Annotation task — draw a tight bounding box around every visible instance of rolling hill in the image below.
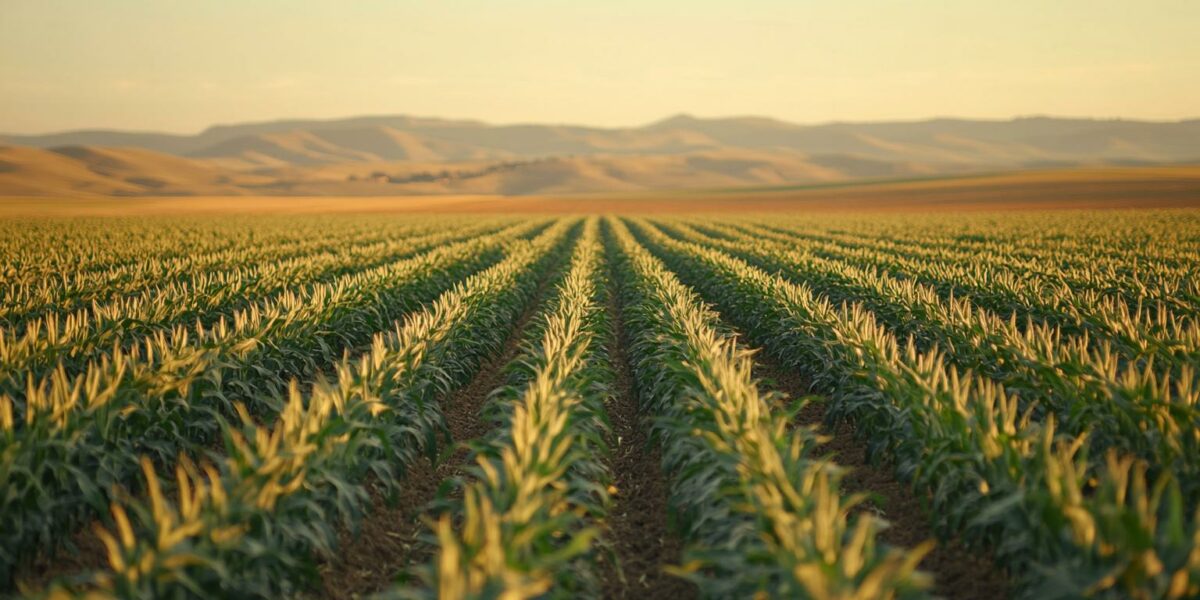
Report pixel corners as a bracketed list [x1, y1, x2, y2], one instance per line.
[0, 145, 271, 196]
[2, 114, 1198, 196]
[0, 144, 949, 197]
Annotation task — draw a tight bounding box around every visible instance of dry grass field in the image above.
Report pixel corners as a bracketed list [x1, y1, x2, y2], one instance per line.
[1, 165, 1198, 216]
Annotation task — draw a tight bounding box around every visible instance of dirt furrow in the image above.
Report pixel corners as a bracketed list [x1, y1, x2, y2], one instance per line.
[598, 251, 697, 600]
[748, 347, 1010, 600]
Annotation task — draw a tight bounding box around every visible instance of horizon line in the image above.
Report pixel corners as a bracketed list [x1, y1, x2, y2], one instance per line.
[4, 111, 1200, 139]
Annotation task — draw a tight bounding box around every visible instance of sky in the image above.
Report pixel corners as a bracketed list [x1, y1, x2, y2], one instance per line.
[2, 0, 1199, 134]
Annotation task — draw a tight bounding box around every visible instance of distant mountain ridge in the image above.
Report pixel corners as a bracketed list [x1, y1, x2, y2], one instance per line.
[2, 114, 1198, 196]
[5, 114, 1200, 169]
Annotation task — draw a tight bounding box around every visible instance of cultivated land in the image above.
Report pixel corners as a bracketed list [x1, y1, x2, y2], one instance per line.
[2, 166, 1200, 216]
[2, 179, 1200, 599]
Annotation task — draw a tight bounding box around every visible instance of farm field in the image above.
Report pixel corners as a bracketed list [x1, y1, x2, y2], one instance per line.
[2, 166, 1200, 217]
[1, 209, 1199, 600]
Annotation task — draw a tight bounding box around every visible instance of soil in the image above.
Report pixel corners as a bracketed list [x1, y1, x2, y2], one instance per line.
[749, 349, 1011, 600]
[312, 461, 440, 599]
[597, 261, 697, 600]
[11, 526, 108, 594]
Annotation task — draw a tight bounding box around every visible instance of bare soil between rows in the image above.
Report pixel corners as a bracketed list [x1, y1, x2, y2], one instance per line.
[13, 527, 108, 594]
[597, 259, 697, 600]
[749, 349, 1010, 600]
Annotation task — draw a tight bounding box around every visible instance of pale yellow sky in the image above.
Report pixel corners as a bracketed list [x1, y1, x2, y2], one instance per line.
[2, 0, 1198, 134]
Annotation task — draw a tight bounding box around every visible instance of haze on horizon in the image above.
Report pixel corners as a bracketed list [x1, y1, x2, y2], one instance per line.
[2, 0, 1199, 135]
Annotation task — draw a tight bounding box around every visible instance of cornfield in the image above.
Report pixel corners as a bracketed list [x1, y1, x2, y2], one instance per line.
[1, 211, 1198, 599]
